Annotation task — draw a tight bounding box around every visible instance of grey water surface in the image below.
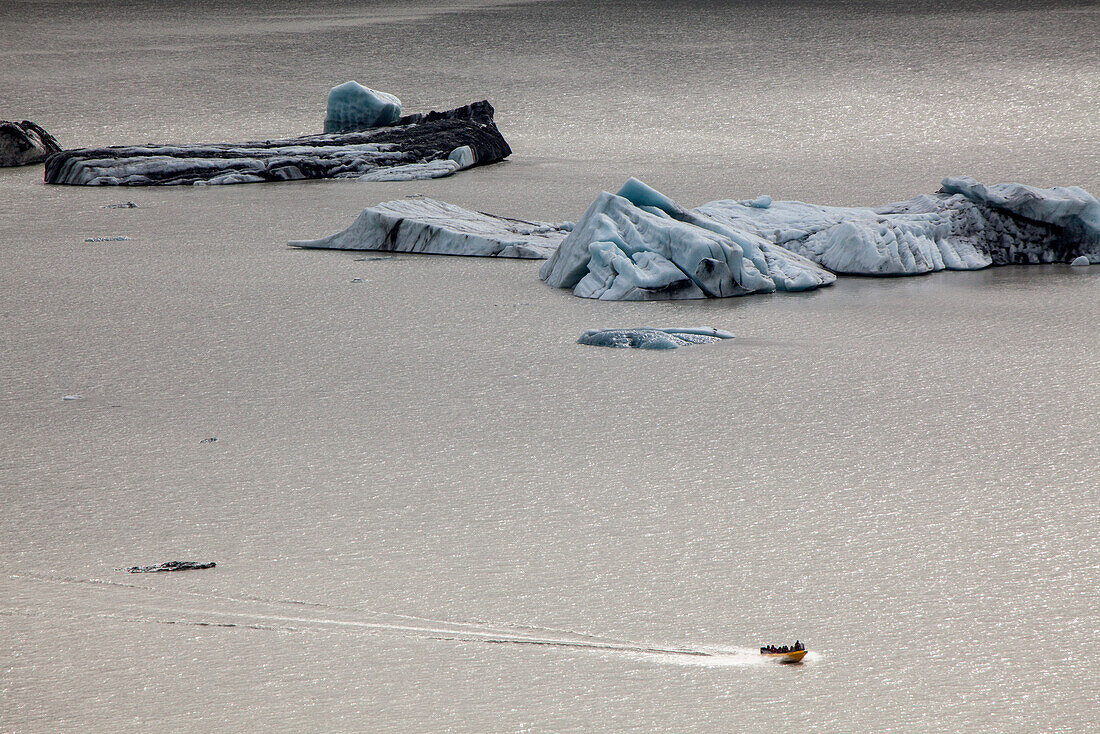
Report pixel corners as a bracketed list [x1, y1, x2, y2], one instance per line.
[1, 1, 1097, 732]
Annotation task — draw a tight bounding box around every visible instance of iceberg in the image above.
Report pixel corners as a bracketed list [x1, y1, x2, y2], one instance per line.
[1070, 255, 1091, 267]
[44, 101, 511, 186]
[695, 176, 1100, 274]
[289, 197, 573, 259]
[323, 81, 401, 133]
[577, 327, 734, 349]
[540, 177, 1100, 298]
[1, 119, 61, 166]
[539, 178, 836, 300]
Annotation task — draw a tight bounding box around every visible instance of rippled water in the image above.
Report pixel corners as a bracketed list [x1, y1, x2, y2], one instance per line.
[2, 1, 1098, 732]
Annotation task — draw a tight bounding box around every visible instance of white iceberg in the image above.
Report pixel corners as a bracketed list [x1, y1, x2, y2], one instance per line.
[289, 198, 573, 259]
[577, 327, 734, 349]
[323, 81, 401, 133]
[696, 176, 1100, 275]
[539, 178, 836, 300]
[1070, 255, 1091, 266]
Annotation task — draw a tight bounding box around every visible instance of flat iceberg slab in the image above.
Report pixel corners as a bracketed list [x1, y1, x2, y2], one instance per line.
[44, 101, 510, 186]
[577, 327, 734, 349]
[540, 178, 836, 300]
[290, 198, 573, 259]
[324, 81, 401, 133]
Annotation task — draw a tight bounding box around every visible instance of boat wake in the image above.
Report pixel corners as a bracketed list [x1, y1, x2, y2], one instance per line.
[7, 571, 807, 667]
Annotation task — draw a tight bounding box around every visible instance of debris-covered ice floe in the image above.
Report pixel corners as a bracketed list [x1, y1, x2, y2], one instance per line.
[540, 178, 836, 300]
[0, 119, 61, 166]
[44, 101, 510, 186]
[578, 327, 734, 349]
[290, 197, 574, 259]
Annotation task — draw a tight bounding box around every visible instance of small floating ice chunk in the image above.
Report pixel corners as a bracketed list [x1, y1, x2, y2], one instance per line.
[748, 195, 772, 208]
[1070, 255, 1090, 266]
[578, 327, 734, 349]
[102, 201, 137, 209]
[323, 81, 401, 133]
[84, 236, 131, 242]
[62, 394, 85, 401]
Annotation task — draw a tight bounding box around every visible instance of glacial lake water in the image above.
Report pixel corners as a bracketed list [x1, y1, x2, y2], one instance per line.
[2, 1, 1097, 731]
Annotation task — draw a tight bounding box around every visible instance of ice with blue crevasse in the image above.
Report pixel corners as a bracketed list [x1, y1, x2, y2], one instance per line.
[323, 81, 402, 133]
[577, 327, 735, 349]
[540, 178, 836, 300]
[540, 176, 1100, 299]
[289, 197, 573, 258]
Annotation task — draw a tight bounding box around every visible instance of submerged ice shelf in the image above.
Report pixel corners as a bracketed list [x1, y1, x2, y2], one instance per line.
[44, 101, 510, 186]
[290, 176, 1100, 301]
[290, 198, 573, 258]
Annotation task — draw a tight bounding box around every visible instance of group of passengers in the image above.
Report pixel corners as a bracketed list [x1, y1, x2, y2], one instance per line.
[760, 641, 804, 654]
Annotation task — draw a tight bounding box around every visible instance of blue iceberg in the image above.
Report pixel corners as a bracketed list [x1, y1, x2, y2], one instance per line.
[323, 81, 402, 133]
[539, 178, 836, 300]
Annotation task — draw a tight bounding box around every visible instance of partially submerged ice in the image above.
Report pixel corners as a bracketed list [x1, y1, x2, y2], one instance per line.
[290, 197, 573, 258]
[1, 119, 61, 166]
[577, 327, 734, 349]
[540, 176, 1100, 299]
[323, 81, 401, 133]
[540, 178, 836, 300]
[694, 176, 1100, 275]
[44, 101, 510, 186]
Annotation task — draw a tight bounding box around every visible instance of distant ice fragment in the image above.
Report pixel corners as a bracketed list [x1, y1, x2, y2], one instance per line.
[1070, 255, 1090, 266]
[290, 198, 572, 259]
[61, 394, 85, 401]
[577, 327, 735, 349]
[126, 561, 216, 573]
[323, 81, 401, 133]
[84, 236, 131, 242]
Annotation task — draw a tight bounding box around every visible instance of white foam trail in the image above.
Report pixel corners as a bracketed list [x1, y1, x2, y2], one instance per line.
[9, 571, 816, 667]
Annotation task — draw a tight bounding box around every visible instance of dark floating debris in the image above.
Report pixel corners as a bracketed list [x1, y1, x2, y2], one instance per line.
[103, 201, 138, 209]
[84, 236, 131, 242]
[126, 561, 216, 573]
[199, 437, 218, 444]
[0, 119, 61, 167]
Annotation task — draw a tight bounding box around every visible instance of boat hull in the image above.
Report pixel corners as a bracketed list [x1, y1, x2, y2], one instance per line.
[762, 650, 807, 664]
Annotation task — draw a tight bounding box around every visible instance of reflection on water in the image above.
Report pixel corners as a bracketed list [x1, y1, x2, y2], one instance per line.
[1, 1, 1098, 732]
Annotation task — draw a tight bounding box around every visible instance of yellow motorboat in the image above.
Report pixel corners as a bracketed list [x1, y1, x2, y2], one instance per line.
[761, 649, 807, 664]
